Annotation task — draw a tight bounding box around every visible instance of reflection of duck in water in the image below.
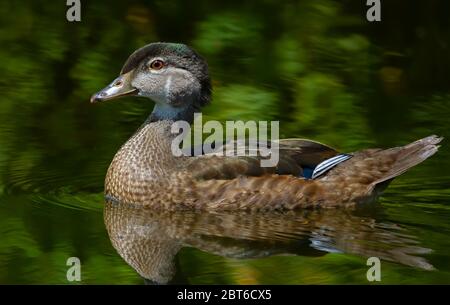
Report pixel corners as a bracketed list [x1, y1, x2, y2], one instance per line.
[104, 200, 434, 284]
[91, 42, 441, 210]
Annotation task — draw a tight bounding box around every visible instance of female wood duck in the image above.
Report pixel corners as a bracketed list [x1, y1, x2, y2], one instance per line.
[91, 42, 442, 211]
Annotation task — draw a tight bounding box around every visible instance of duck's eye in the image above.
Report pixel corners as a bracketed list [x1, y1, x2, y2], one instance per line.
[149, 59, 164, 70]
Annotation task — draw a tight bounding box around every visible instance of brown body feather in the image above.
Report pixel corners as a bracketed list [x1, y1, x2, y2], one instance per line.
[104, 120, 442, 211]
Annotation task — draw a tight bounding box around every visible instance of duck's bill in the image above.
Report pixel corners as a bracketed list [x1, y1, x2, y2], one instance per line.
[90, 71, 138, 103]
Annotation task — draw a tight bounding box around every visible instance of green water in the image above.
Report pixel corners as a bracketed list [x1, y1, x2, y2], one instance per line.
[0, 0, 449, 284]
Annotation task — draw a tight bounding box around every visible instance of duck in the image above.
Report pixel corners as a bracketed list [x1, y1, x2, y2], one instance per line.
[91, 42, 442, 211]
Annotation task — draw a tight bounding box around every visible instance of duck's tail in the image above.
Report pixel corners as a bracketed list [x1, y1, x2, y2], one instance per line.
[320, 135, 442, 204]
[369, 135, 442, 189]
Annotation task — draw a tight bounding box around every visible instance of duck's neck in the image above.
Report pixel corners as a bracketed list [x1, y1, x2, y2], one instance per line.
[148, 103, 197, 124]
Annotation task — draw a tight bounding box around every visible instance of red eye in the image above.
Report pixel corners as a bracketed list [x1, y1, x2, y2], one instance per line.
[150, 59, 164, 70]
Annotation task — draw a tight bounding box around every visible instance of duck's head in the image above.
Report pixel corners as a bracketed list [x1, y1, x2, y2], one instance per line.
[90, 42, 211, 123]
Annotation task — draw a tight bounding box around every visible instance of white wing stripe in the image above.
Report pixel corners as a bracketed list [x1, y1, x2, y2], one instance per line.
[315, 156, 348, 172]
[312, 154, 352, 179]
